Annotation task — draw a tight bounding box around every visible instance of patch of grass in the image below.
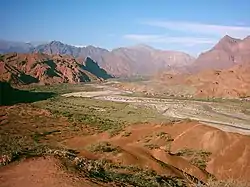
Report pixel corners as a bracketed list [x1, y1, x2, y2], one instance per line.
[21, 83, 102, 95]
[191, 159, 208, 171]
[122, 131, 132, 137]
[0, 54, 4, 61]
[141, 134, 153, 143]
[155, 131, 168, 137]
[155, 131, 174, 142]
[203, 179, 250, 187]
[175, 148, 212, 170]
[63, 155, 186, 187]
[0, 133, 51, 166]
[32, 129, 61, 142]
[34, 96, 167, 134]
[144, 144, 160, 150]
[0, 105, 88, 166]
[111, 76, 150, 83]
[164, 143, 172, 153]
[0, 104, 192, 187]
[87, 142, 121, 153]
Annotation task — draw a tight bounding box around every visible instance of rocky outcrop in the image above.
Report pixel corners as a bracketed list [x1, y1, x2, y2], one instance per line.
[0, 53, 112, 85]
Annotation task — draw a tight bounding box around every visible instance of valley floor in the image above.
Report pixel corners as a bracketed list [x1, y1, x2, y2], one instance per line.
[62, 83, 250, 135]
[1, 81, 250, 186]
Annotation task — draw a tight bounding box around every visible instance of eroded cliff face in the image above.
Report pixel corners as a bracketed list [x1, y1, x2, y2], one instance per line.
[0, 53, 112, 85]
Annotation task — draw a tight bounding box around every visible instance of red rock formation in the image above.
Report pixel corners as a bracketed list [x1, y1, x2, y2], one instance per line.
[0, 53, 111, 85]
[192, 35, 250, 72]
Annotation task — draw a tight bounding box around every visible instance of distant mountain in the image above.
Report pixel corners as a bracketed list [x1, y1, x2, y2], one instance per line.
[192, 35, 250, 71]
[155, 61, 250, 98]
[0, 53, 112, 85]
[33, 41, 80, 56]
[109, 45, 195, 75]
[0, 40, 195, 76]
[33, 41, 110, 69]
[153, 35, 250, 98]
[4, 35, 250, 77]
[190, 62, 250, 98]
[34, 41, 195, 76]
[0, 40, 34, 53]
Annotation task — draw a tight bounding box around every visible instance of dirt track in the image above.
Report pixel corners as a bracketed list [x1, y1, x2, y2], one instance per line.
[62, 84, 250, 135]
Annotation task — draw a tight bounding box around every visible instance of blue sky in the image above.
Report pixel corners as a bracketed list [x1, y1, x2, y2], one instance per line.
[2, 0, 250, 55]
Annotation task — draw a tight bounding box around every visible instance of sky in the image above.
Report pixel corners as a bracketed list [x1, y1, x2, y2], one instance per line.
[2, 0, 250, 55]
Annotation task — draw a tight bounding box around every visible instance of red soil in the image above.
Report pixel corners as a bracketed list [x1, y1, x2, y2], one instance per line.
[0, 157, 95, 187]
[65, 122, 250, 182]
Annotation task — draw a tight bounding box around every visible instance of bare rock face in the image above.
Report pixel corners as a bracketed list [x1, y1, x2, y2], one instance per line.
[0, 53, 112, 85]
[187, 62, 250, 98]
[106, 45, 195, 76]
[156, 61, 250, 98]
[191, 35, 250, 72]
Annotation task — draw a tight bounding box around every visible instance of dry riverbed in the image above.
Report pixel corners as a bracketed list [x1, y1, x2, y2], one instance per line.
[62, 84, 250, 135]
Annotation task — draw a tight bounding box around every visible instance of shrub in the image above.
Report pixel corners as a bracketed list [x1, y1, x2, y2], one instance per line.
[122, 131, 132, 137]
[203, 179, 250, 187]
[144, 144, 160, 150]
[87, 142, 120, 153]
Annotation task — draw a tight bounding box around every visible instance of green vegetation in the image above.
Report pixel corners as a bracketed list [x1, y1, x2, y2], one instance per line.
[122, 131, 132, 137]
[0, 104, 88, 166]
[22, 83, 102, 95]
[0, 112, 186, 186]
[175, 148, 212, 170]
[2, 83, 249, 187]
[156, 131, 174, 142]
[0, 54, 4, 61]
[62, 156, 186, 187]
[202, 179, 250, 187]
[0, 131, 52, 166]
[111, 75, 150, 82]
[87, 142, 120, 153]
[32, 129, 61, 142]
[144, 144, 160, 150]
[34, 96, 167, 135]
[141, 134, 153, 143]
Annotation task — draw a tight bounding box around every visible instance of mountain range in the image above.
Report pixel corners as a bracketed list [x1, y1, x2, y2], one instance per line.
[0, 35, 250, 83]
[0, 40, 195, 76]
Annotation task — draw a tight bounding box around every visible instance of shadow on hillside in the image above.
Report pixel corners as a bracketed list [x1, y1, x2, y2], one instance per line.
[0, 81, 55, 106]
[84, 57, 113, 79]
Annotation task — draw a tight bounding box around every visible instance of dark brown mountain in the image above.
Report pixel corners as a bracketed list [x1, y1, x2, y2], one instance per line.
[0, 53, 111, 85]
[192, 35, 250, 72]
